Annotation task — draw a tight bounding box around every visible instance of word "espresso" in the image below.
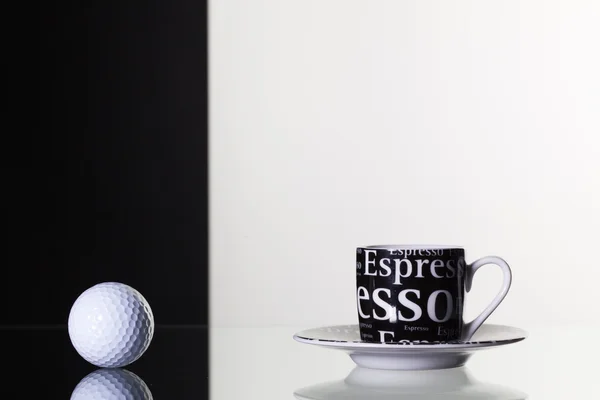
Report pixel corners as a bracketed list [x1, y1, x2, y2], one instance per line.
[361, 250, 465, 284]
[357, 250, 466, 323]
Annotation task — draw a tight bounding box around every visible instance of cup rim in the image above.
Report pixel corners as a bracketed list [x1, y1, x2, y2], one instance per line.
[360, 244, 464, 250]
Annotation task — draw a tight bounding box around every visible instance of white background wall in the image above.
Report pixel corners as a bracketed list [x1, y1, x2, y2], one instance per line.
[209, 1, 600, 328]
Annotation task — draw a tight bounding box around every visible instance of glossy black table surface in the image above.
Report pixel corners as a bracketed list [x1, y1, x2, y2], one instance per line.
[3, 326, 208, 398]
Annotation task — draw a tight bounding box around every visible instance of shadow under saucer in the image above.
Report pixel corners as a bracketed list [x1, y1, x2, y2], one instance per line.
[294, 366, 527, 400]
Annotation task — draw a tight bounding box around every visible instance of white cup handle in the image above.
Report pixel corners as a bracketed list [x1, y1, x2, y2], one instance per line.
[461, 256, 512, 341]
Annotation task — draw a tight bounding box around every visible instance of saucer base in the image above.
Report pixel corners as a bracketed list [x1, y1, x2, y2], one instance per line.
[350, 351, 470, 370]
[293, 323, 527, 371]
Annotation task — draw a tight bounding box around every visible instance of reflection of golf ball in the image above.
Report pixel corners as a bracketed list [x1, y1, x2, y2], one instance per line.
[68, 282, 154, 368]
[71, 368, 153, 400]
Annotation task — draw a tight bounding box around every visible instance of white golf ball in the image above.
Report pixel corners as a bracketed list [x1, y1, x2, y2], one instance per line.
[68, 282, 155, 368]
[71, 368, 153, 400]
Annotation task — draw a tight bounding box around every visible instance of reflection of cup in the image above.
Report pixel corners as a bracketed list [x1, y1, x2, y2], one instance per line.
[356, 245, 512, 343]
[70, 368, 153, 400]
[294, 366, 527, 399]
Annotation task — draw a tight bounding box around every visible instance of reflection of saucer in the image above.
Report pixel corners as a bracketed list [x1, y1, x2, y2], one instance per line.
[293, 324, 527, 370]
[294, 366, 527, 399]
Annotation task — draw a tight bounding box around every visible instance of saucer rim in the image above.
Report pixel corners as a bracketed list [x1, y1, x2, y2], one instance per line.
[293, 323, 528, 351]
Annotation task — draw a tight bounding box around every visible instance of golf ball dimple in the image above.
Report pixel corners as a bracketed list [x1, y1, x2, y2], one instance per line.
[68, 282, 154, 368]
[70, 368, 153, 400]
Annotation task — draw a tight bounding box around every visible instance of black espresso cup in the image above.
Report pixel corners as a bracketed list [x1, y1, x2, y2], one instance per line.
[356, 245, 511, 343]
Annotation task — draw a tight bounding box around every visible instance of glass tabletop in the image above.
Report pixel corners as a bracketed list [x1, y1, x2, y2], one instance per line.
[211, 323, 598, 399]
[5, 323, 597, 398]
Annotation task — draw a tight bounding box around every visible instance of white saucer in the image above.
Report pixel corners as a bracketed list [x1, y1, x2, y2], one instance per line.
[293, 324, 527, 370]
[294, 366, 528, 399]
